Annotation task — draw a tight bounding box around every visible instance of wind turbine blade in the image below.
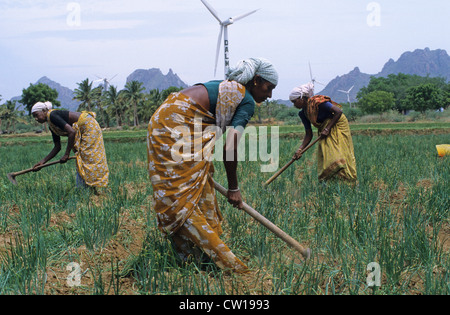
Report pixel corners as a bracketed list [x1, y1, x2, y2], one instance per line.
[200, 0, 222, 23]
[109, 74, 118, 81]
[232, 9, 259, 22]
[214, 26, 224, 76]
[309, 62, 313, 80]
[338, 90, 347, 93]
[348, 85, 355, 92]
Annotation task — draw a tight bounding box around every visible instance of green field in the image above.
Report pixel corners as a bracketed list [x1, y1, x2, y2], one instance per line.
[0, 123, 448, 295]
[1, 121, 449, 145]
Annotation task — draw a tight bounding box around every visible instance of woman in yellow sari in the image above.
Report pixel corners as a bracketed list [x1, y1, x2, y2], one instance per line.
[31, 101, 109, 190]
[147, 58, 278, 272]
[290, 83, 357, 182]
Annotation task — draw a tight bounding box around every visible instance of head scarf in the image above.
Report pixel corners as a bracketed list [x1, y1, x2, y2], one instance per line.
[227, 57, 278, 86]
[31, 101, 53, 113]
[289, 82, 315, 101]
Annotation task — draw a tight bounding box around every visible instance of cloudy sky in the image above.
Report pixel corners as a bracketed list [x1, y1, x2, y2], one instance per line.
[0, 0, 449, 101]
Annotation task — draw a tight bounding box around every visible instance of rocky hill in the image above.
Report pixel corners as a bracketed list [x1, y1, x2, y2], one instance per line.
[11, 76, 81, 112]
[317, 67, 372, 105]
[10, 68, 189, 112]
[317, 48, 450, 104]
[378, 48, 450, 78]
[37, 76, 80, 111]
[126, 68, 188, 93]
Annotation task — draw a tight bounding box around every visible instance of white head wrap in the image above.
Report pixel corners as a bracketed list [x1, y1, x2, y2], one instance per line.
[31, 101, 53, 113]
[227, 57, 278, 86]
[289, 82, 315, 101]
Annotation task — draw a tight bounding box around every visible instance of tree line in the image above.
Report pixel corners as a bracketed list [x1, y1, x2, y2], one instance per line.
[356, 73, 450, 114]
[0, 79, 183, 133]
[1, 73, 449, 133]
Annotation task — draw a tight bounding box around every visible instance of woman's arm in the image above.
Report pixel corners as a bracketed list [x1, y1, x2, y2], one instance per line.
[320, 104, 343, 138]
[33, 133, 62, 170]
[293, 128, 313, 160]
[60, 123, 76, 163]
[223, 128, 244, 209]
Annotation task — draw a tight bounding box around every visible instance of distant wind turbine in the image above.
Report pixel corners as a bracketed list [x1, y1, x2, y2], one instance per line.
[201, 0, 259, 78]
[338, 85, 355, 107]
[93, 74, 117, 92]
[309, 62, 326, 88]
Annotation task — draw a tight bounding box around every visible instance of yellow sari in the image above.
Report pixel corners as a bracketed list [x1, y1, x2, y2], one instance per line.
[47, 110, 109, 188]
[306, 96, 357, 182]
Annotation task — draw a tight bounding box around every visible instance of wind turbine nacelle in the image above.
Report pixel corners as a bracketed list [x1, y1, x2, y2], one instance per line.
[223, 18, 234, 26]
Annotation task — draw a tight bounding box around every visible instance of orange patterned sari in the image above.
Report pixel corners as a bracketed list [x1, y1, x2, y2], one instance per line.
[147, 83, 249, 272]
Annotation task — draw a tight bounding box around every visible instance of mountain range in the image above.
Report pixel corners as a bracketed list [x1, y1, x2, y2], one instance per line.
[126, 68, 188, 93]
[317, 47, 450, 103]
[11, 68, 189, 112]
[9, 48, 450, 111]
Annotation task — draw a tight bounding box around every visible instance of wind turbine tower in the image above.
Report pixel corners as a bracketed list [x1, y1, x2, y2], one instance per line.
[338, 85, 355, 108]
[309, 62, 326, 88]
[201, 0, 259, 78]
[94, 74, 117, 92]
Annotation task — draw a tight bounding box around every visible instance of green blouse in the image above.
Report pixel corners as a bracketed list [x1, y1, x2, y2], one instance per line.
[197, 80, 256, 128]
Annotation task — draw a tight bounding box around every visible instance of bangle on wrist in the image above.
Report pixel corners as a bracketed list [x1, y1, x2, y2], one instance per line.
[228, 188, 240, 192]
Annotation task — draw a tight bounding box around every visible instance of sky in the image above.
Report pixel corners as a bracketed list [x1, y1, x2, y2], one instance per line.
[0, 0, 449, 102]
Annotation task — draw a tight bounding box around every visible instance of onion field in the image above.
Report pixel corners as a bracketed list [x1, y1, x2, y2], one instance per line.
[0, 127, 448, 295]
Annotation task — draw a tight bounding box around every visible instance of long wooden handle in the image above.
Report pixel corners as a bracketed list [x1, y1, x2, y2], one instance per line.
[12, 156, 76, 176]
[264, 137, 320, 186]
[213, 180, 311, 260]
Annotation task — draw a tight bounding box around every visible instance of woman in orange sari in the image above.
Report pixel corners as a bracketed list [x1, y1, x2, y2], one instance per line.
[147, 58, 278, 272]
[290, 83, 357, 182]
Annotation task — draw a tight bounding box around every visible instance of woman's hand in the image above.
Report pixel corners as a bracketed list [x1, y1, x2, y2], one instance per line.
[320, 127, 331, 138]
[32, 161, 45, 172]
[60, 154, 70, 163]
[293, 148, 304, 160]
[227, 189, 244, 209]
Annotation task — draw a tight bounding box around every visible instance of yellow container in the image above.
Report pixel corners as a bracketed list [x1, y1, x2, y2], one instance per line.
[436, 144, 450, 157]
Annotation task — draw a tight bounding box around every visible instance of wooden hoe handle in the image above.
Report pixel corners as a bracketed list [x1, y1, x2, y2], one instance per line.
[7, 156, 76, 185]
[213, 180, 311, 261]
[264, 137, 320, 186]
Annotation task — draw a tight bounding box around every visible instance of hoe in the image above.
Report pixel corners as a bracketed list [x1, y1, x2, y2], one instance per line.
[214, 180, 311, 261]
[7, 156, 76, 185]
[264, 137, 320, 186]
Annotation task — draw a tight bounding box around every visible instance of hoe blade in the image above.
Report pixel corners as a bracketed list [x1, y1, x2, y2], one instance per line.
[7, 173, 17, 185]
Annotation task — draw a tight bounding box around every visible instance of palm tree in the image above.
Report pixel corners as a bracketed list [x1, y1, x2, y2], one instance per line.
[0, 100, 27, 133]
[73, 78, 97, 112]
[123, 81, 145, 127]
[91, 86, 105, 125]
[137, 89, 159, 124]
[105, 85, 126, 127]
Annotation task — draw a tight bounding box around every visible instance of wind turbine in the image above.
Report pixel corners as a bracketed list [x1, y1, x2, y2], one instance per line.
[200, 0, 259, 78]
[309, 62, 326, 88]
[93, 74, 117, 92]
[338, 85, 355, 107]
